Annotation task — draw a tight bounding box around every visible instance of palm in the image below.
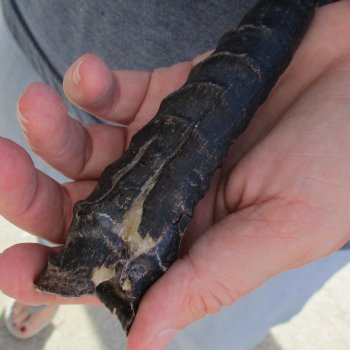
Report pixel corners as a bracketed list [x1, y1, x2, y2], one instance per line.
[179, 55, 350, 310]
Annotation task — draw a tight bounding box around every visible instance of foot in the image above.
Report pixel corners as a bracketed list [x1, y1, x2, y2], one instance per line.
[4, 300, 58, 339]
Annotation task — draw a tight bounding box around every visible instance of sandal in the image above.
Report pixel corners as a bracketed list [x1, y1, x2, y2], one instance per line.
[3, 299, 57, 339]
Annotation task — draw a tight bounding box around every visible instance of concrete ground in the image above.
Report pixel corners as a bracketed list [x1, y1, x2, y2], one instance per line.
[0, 215, 349, 350]
[254, 260, 350, 350]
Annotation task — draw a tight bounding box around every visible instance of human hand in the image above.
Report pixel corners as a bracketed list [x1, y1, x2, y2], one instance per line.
[0, 40, 210, 306]
[0, 2, 350, 349]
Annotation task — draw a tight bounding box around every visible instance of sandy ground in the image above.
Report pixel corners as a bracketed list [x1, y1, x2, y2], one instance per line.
[0, 215, 349, 350]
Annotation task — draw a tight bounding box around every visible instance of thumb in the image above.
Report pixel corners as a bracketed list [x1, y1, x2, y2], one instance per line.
[127, 258, 201, 350]
[127, 201, 310, 350]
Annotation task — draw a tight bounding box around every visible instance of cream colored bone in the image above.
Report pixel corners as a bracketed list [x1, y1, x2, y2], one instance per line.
[91, 266, 115, 286]
[120, 195, 157, 257]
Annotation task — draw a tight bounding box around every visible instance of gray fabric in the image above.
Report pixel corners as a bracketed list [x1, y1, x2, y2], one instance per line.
[2, 0, 257, 123]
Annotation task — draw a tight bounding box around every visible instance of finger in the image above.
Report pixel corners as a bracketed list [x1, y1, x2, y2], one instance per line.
[18, 82, 126, 180]
[0, 138, 95, 242]
[64, 53, 197, 143]
[63, 54, 151, 124]
[125, 60, 195, 144]
[261, 1, 350, 122]
[127, 198, 343, 350]
[0, 243, 100, 306]
[223, 1, 350, 171]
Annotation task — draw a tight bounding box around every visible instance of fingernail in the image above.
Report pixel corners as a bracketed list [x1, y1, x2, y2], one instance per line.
[16, 102, 28, 129]
[72, 60, 83, 85]
[148, 329, 177, 350]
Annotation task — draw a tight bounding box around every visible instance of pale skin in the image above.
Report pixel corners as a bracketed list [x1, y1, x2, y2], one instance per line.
[9, 302, 57, 337]
[0, 2, 350, 349]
